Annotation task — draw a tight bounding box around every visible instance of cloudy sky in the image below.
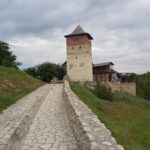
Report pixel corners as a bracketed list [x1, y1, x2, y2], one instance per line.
[0, 0, 150, 73]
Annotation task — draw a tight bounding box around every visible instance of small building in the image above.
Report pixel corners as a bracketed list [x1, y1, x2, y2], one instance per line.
[93, 62, 115, 82]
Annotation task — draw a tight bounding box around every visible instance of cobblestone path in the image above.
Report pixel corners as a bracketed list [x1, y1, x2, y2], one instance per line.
[21, 84, 77, 150]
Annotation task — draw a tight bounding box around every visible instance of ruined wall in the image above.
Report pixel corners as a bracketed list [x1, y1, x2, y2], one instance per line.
[85, 81, 136, 96]
[63, 79, 124, 150]
[104, 82, 136, 96]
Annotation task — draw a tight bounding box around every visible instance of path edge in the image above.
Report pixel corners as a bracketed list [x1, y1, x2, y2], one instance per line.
[63, 79, 124, 150]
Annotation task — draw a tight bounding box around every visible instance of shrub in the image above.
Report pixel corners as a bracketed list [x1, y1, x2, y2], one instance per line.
[92, 82, 113, 101]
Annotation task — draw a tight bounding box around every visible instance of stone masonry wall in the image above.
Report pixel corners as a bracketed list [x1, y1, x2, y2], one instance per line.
[85, 81, 136, 96]
[107, 82, 136, 96]
[63, 79, 124, 150]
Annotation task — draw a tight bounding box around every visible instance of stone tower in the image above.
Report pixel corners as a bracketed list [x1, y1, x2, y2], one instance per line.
[64, 25, 93, 81]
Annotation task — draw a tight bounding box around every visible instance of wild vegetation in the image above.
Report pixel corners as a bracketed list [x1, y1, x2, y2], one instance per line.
[0, 66, 43, 112]
[0, 41, 44, 112]
[70, 82, 150, 150]
[24, 62, 66, 82]
[91, 82, 113, 100]
[133, 72, 150, 101]
[0, 41, 21, 68]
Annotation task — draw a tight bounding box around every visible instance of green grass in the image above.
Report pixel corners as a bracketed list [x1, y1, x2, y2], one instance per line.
[70, 82, 150, 150]
[0, 66, 44, 112]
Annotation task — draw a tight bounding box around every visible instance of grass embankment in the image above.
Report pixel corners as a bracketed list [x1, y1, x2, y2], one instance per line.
[0, 66, 44, 112]
[70, 82, 150, 150]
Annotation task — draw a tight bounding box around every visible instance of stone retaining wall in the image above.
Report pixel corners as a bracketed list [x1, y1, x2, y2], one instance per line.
[85, 81, 136, 96]
[106, 82, 136, 96]
[0, 84, 52, 150]
[63, 79, 124, 150]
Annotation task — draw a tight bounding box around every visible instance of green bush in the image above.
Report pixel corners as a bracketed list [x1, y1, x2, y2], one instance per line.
[92, 82, 113, 101]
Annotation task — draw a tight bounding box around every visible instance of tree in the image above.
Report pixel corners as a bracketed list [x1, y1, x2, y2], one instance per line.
[24, 67, 39, 78]
[0, 41, 21, 68]
[133, 72, 150, 101]
[24, 62, 66, 82]
[37, 62, 57, 82]
[56, 64, 66, 80]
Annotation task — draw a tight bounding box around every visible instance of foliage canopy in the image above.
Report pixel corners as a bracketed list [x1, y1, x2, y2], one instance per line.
[24, 62, 66, 82]
[133, 72, 150, 101]
[0, 41, 21, 68]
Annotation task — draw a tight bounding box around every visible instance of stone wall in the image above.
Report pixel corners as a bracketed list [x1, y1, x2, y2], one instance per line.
[63, 79, 124, 150]
[85, 81, 136, 96]
[103, 82, 136, 96]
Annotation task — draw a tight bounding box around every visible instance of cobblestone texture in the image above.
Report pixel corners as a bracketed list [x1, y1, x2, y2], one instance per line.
[21, 84, 77, 150]
[0, 80, 124, 150]
[0, 84, 53, 150]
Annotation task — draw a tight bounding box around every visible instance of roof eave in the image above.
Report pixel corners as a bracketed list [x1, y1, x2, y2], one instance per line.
[64, 33, 93, 40]
[93, 62, 114, 67]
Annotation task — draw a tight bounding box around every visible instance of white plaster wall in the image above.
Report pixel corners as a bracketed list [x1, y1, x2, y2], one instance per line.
[67, 45, 93, 81]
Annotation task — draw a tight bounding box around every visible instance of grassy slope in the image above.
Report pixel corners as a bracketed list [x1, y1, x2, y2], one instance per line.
[70, 82, 150, 150]
[0, 66, 44, 112]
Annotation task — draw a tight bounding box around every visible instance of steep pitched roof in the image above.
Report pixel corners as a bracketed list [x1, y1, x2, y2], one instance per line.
[71, 25, 86, 35]
[64, 25, 93, 40]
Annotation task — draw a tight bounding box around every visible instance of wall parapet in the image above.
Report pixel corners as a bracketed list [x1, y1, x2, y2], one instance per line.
[63, 79, 124, 150]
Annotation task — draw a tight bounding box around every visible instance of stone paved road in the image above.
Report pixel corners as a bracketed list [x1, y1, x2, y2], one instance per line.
[21, 84, 77, 150]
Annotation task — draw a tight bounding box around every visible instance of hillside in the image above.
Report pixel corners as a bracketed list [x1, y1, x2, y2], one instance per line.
[70, 82, 150, 150]
[0, 66, 44, 112]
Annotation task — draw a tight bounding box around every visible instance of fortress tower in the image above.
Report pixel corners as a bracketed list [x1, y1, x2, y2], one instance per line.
[64, 25, 93, 81]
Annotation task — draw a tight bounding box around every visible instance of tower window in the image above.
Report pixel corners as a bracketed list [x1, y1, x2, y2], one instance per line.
[76, 56, 78, 59]
[72, 47, 74, 50]
[79, 46, 82, 49]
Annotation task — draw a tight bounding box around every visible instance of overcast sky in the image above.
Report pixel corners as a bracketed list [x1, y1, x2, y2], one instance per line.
[0, 0, 150, 73]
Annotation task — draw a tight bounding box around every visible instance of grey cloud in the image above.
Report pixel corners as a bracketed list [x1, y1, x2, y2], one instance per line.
[0, 0, 89, 39]
[0, 0, 150, 73]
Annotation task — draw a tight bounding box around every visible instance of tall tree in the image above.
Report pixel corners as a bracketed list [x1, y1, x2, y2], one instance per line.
[37, 62, 57, 82]
[0, 41, 21, 68]
[24, 62, 66, 82]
